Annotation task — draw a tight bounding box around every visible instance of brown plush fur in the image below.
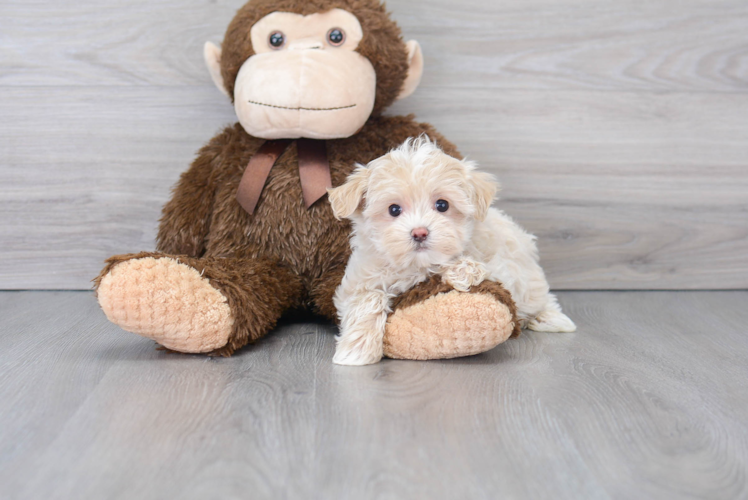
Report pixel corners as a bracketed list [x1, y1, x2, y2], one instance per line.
[220, 0, 409, 116]
[95, 0, 519, 357]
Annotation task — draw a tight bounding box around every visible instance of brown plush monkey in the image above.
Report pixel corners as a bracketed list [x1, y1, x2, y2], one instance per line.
[94, 0, 519, 359]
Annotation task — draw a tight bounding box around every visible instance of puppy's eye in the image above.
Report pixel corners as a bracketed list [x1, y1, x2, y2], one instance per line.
[327, 28, 345, 46]
[435, 199, 449, 213]
[389, 204, 402, 217]
[269, 31, 285, 48]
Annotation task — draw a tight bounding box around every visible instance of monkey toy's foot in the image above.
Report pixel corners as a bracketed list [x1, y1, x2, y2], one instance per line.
[383, 276, 520, 360]
[95, 253, 234, 353]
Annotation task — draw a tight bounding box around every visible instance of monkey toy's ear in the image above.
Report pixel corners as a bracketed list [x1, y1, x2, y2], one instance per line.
[204, 41, 229, 97]
[327, 165, 371, 220]
[396, 40, 424, 101]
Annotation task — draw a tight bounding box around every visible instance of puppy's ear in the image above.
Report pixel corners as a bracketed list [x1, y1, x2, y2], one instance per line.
[468, 170, 499, 222]
[327, 164, 370, 220]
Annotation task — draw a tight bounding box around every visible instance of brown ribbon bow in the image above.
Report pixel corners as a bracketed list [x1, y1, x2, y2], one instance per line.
[236, 138, 332, 215]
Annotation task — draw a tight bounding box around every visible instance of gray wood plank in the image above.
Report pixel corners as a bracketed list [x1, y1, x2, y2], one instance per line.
[1, 291, 747, 499]
[1, 86, 747, 289]
[1, 0, 747, 289]
[1, 0, 746, 92]
[0, 86, 234, 289]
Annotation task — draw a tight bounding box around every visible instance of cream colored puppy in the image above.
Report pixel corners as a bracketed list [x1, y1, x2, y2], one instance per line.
[328, 137, 575, 366]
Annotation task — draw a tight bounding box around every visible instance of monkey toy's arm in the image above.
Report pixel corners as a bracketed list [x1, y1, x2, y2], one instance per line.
[155, 131, 228, 257]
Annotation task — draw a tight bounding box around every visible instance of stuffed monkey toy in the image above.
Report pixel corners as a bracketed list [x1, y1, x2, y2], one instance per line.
[95, 0, 519, 361]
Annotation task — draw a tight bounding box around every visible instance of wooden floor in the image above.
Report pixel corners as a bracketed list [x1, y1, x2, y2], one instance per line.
[1, 291, 746, 499]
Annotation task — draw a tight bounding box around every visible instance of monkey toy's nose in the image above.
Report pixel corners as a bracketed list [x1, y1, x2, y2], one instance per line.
[411, 227, 429, 243]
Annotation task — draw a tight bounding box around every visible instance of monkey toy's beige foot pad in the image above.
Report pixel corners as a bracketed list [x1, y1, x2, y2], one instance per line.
[383, 276, 520, 361]
[96, 256, 234, 353]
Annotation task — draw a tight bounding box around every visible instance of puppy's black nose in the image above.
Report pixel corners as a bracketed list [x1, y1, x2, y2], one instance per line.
[411, 227, 429, 243]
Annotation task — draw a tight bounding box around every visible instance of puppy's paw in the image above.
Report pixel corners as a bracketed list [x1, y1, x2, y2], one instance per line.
[527, 309, 577, 333]
[333, 324, 385, 366]
[333, 341, 383, 366]
[441, 258, 489, 292]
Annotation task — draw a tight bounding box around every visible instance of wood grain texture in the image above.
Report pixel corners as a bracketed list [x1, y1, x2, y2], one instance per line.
[1, 86, 746, 289]
[1, 291, 747, 499]
[1, 0, 747, 289]
[2, 0, 746, 92]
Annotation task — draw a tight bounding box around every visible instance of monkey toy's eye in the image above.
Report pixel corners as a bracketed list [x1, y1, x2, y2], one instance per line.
[327, 28, 346, 46]
[269, 31, 285, 48]
[435, 199, 449, 213]
[389, 204, 402, 217]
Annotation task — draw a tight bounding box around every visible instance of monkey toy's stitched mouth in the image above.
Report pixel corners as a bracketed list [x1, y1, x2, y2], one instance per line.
[247, 100, 357, 111]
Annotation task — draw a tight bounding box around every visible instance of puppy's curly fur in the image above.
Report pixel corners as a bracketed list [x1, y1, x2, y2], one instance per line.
[328, 137, 576, 365]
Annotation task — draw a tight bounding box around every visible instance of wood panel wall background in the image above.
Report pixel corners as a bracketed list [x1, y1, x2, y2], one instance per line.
[1, 0, 747, 290]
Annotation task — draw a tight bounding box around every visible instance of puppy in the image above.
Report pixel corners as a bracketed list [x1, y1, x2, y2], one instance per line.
[327, 137, 575, 366]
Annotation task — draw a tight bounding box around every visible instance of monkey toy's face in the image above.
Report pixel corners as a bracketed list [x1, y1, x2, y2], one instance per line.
[205, 4, 423, 140]
[236, 9, 375, 140]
